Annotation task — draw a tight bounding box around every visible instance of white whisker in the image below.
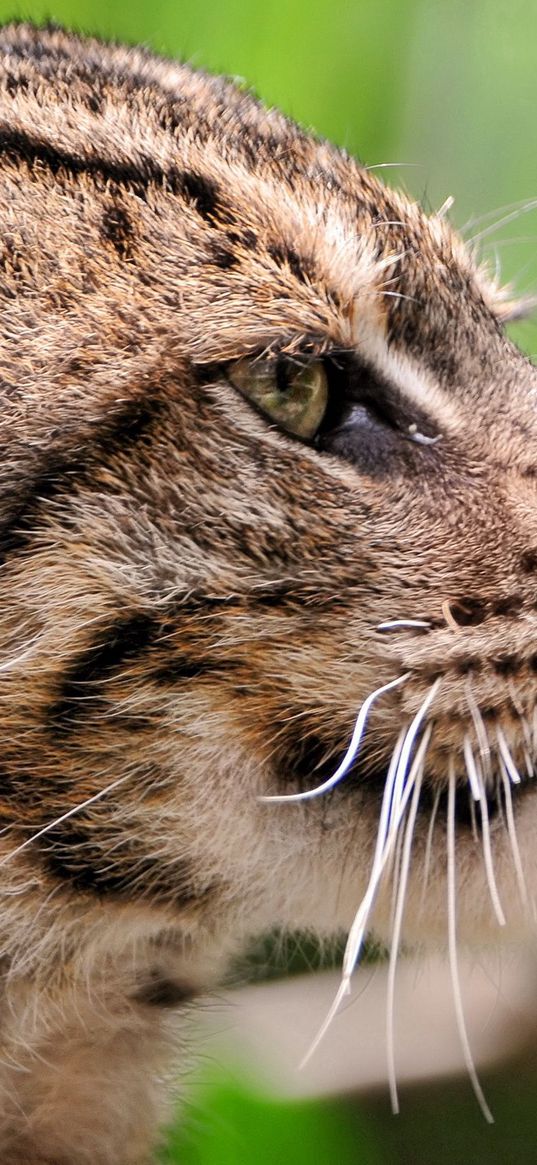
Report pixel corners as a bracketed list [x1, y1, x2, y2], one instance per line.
[436, 195, 455, 219]
[523, 745, 534, 779]
[0, 774, 132, 869]
[447, 763, 494, 1123]
[467, 198, 537, 245]
[496, 726, 522, 784]
[419, 781, 441, 916]
[301, 721, 433, 1068]
[463, 734, 482, 802]
[465, 682, 491, 779]
[366, 725, 407, 892]
[472, 749, 506, 928]
[387, 764, 423, 1114]
[462, 197, 537, 233]
[376, 619, 430, 632]
[341, 701, 438, 986]
[499, 759, 528, 908]
[300, 679, 440, 1073]
[260, 673, 409, 803]
[386, 681, 441, 831]
[299, 978, 350, 1070]
[381, 290, 420, 305]
[366, 163, 422, 172]
[469, 793, 478, 844]
[388, 821, 405, 922]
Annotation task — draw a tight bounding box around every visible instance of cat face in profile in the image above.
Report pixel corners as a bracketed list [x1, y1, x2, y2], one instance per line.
[0, 20, 535, 1162]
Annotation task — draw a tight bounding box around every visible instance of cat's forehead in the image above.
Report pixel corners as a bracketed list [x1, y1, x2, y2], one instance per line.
[0, 23, 512, 400]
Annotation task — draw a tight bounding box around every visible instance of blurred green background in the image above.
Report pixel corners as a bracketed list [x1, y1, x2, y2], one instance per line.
[4, 0, 537, 1160]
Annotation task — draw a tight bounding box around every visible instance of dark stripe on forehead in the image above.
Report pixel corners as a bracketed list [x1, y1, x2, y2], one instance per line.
[0, 125, 230, 224]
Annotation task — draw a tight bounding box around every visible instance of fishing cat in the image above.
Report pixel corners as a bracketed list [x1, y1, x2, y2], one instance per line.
[0, 20, 534, 1163]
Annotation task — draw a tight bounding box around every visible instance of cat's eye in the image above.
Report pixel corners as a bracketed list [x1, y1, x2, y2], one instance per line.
[228, 358, 328, 439]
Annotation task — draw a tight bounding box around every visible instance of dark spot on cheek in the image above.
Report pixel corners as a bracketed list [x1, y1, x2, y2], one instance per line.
[209, 241, 239, 269]
[168, 168, 234, 223]
[101, 203, 135, 259]
[134, 974, 197, 1008]
[5, 72, 29, 96]
[520, 549, 537, 573]
[267, 242, 315, 284]
[492, 653, 521, 677]
[226, 228, 257, 250]
[82, 87, 104, 114]
[39, 823, 204, 906]
[455, 656, 482, 676]
[448, 597, 487, 626]
[48, 612, 161, 735]
[491, 595, 523, 617]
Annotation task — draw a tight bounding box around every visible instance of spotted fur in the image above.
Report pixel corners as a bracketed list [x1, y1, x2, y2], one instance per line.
[0, 20, 535, 1162]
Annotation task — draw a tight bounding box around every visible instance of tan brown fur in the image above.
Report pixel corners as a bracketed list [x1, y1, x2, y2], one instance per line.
[0, 20, 534, 1161]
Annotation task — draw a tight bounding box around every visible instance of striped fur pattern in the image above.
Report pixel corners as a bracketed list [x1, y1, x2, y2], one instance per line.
[0, 20, 535, 1160]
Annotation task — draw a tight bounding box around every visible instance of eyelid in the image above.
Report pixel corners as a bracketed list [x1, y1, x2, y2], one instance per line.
[223, 348, 440, 450]
[323, 354, 440, 442]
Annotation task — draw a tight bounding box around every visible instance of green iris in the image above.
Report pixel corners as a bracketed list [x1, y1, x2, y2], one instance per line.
[229, 358, 328, 439]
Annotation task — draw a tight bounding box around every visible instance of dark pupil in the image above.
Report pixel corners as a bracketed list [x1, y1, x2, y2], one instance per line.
[275, 359, 293, 393]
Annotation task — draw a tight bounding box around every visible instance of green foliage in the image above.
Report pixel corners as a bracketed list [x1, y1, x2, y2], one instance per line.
[159, 1072, 382, 1165]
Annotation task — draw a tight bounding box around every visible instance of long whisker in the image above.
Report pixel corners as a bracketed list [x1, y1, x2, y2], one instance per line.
[376, 619, 431, 632]
[387, 763, 423, 1114]
[478, 783, 506, 927]
[496, 726, 522, 785]
[365, 163, 422, 172]
[463, 733, 483, 802]
[0, 773, 132, 869]
[388, 822, 404, 921]
[386, 681, 441, 830]
[342, 690, 439, 984]
[462, 197, 537, 233]
[499, 758, 528, 908]
[467, 198, 537, 245]
[466, 740, 506, 927]
[365, 724, 407, 891]
[418, 783, 442, 916]
[260, 673, 409, 803]
[300, 722, 433, 1070]
[447, 763, 494, 1123]
[465, 681, 492, 780]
